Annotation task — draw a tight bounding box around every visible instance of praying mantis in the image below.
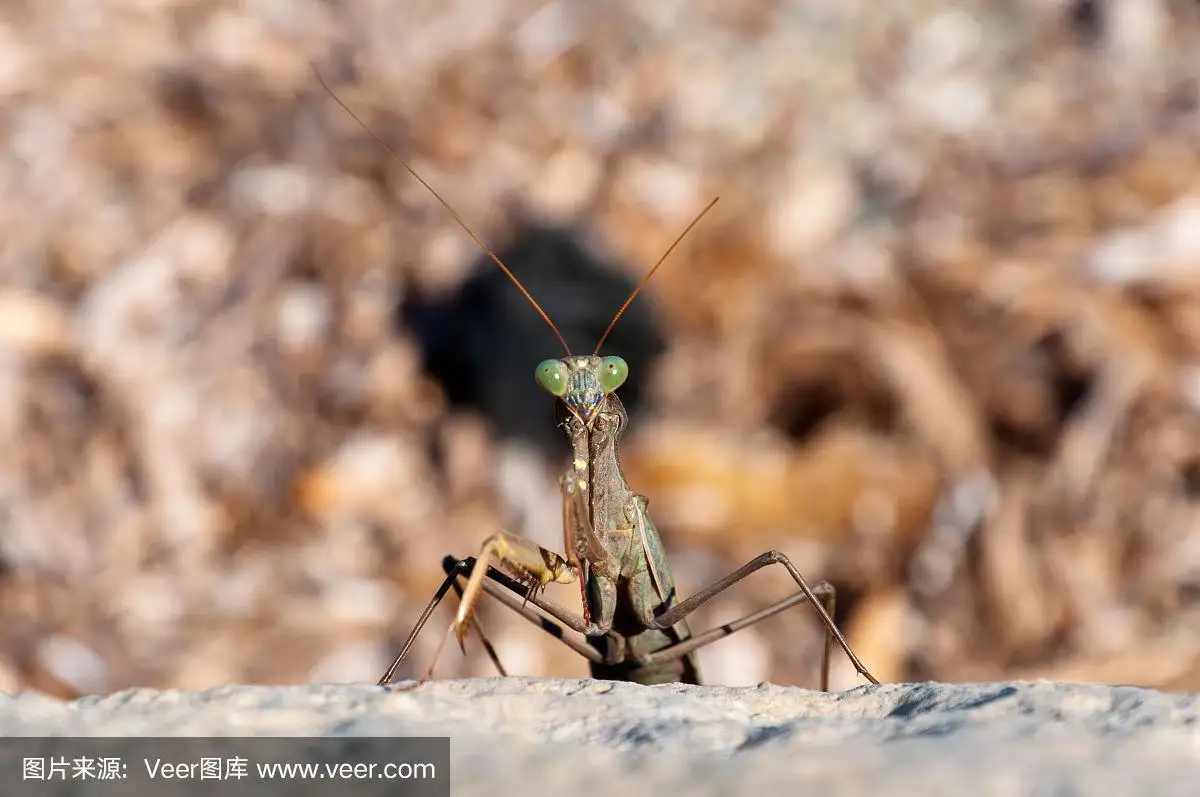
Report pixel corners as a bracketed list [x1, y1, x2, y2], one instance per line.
[315, 69, 880, 690]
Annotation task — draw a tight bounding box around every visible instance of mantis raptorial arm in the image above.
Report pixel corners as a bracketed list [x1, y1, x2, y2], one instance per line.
[379, 468, 630, 688]
[378, 554, 618, 689]
[453, 530, 578, 651]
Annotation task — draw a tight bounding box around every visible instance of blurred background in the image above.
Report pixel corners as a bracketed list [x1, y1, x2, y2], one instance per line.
[1, 0, 1199, 698]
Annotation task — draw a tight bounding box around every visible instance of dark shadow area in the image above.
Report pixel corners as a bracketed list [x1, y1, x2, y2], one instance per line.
[886, 684, 1019, 719]
[736, 724, 795, 750]
[769, 371, 898, 444]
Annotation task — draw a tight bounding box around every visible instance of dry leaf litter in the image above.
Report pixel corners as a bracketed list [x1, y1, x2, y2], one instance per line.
[1, 0, 1199, 697]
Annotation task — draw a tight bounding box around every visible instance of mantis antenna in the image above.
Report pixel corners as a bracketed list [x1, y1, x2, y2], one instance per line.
[312, 67, 571, 355]
[312, 67, 716, 355]
[592, 196, 718, 355]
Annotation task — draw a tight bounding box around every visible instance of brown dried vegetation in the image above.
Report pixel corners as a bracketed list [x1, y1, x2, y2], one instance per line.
[1, 0, 1199, 695]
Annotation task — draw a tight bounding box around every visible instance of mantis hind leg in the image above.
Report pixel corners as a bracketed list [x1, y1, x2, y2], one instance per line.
[630, 550, 878, 690]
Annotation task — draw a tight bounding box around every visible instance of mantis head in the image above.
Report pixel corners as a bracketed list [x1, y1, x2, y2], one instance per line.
[534, 355, 629, 427]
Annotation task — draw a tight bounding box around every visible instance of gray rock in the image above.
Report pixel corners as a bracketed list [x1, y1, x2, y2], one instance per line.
[2, 678, 1198, 796]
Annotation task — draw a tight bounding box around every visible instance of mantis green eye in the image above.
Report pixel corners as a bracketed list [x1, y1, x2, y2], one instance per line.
[599, 356, 628, 393]
[535, 359, 569, 396]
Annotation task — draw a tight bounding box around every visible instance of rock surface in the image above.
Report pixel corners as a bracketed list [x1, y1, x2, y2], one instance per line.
[3, 678, 1198, 795]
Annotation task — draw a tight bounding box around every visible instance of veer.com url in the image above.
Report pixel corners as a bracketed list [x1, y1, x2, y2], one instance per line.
[256, 761, 437, 780]
[257, 760, 437, 780]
